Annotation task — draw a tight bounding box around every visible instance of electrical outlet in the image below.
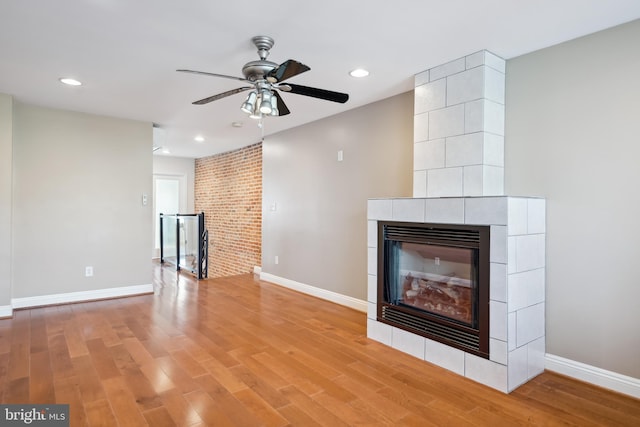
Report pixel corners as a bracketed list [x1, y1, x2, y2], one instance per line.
[275, 255, 279, 265]
[85, 266, 94, 277]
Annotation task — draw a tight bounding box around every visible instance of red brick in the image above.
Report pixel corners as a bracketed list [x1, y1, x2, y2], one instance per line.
[195, 143, 262, 278]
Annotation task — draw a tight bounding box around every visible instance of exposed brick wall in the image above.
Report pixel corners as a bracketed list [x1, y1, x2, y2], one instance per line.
[195, 142, 262, 278]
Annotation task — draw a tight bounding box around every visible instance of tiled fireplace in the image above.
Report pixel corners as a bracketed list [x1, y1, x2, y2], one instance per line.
[367, 51, 546, 393]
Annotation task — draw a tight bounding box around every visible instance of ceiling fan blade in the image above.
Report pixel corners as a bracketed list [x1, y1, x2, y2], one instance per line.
[273, 91, 290, 116]
[177, 69, 248, 82]
[193, 87, 252, 105]
[267, 59, 310, 83]
[284, 83, 349, 103]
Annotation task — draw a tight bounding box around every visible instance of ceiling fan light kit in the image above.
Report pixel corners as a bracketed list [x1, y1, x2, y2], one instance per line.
[178, 35, 349, 120]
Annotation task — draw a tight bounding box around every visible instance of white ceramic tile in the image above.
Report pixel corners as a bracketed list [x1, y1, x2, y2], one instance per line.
[507, 345, 529, 391]
[528, 337, 546, 379]
[413, 171, 427, 198]
[415, 139, 445, 170]
[485, 51, 506, 73]
[368, 199, 392, 220]
[465, 100, 505, 136]
[484, 100, 505, 136]
[392, 198, 426, 222]
[427, 168, 463, 197]
[490, 300, 507, 341]
[446, 133, 483, 167]
[413, 141, 427, 170]
[490, 338, 508, 365]
[507, 236, 517, 274]
[415, 70, 429, 87]
[414, 79, 446, 114]
[508, 268, 545, 312]
[464, 353, 508, 393]
[367, 220, 378, 248]
[447, 66, 484, 106]
[508, 312, 516, 351]
[465, 197, 507, 225]
[463, 165, 483, 197]
[367, 302, 377, 320]
[425, 197, 464, 224]
[516, 303, 545, 347]
[490, 262, 507, 302]
[483, 133, 504, 167]
[414, 112, 429, 143]
[392, 328, 426, 360]
[430, 57, 465, 81]
[367, 319, 392, 345]
[465, 51, 485, 69]
[424, 339, 465, 375]
[429, 104, 465, 139]
[367, 247, 377, 276]
[367, 274, 377, 304]
[515, 234, 545, 272]
[482, 166, 504, 196]
[527, 198, 546, 234]
[464, 99, 484, 134]
[485, 66, 505, 104]
[508, 198, 528, 236]
[490, 226, 507, 263]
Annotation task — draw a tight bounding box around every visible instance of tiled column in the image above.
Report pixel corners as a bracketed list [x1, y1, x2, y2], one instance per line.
[413, 51, 505, 198]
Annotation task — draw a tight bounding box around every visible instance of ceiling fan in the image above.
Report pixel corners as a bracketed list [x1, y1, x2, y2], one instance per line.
[177, 36, 349, 118]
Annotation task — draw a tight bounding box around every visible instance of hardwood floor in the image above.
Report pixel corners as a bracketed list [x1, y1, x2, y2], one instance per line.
[1, 263, 638, 426]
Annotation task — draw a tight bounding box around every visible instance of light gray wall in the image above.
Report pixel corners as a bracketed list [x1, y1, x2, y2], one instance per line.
[11, 103, 153, 298]
[262, 92, 413, 300]
[0, 94, 12, 309]
[505, 19, 640, 378]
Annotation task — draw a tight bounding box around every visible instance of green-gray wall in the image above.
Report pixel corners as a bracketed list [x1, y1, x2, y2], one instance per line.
[0, 94, 12, 312]
[505, 19, 640, 378]
[262, 92, 413, 301]
[7, 101, 152, 301]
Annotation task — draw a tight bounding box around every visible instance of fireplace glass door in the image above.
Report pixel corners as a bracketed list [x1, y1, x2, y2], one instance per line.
[388, 241, 478, 327]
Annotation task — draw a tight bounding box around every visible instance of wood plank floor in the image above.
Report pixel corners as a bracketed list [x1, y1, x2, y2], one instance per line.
[1, 263, 639, 426]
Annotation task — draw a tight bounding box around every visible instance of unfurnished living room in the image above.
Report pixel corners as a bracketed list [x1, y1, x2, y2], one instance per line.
[1, 1, 640, 426]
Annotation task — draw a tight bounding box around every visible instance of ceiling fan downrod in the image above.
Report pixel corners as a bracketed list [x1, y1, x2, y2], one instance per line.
[252, 35, 274, 60]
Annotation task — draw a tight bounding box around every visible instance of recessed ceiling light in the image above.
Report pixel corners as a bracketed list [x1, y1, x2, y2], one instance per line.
[349, 68, 369, 78]
[194, 135, 205, 142]
[59, 78, 82, 86]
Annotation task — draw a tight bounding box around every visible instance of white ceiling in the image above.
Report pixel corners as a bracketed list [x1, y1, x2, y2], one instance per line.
[2, 1, 639, 159]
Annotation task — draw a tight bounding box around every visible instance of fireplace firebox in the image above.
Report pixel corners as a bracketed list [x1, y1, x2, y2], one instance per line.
[377, 221, 490, 358]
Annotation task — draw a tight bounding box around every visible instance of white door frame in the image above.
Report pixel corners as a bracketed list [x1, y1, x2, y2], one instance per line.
[152, 173, 187, 258]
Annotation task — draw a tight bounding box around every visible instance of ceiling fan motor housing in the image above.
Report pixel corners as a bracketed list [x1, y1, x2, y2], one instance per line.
[242, 60, 278, 82]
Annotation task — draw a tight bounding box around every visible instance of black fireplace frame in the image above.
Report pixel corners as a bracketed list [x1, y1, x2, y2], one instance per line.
[377, 221, 490, 359]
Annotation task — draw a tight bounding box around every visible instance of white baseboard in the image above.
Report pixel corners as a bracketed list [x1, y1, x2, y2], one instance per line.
[545, 353, 640, 399]
[259, 272, 367, 313]
[0, 305, 12, 318]
[11, 283, 154, 310]
[253, 266, 262, 275]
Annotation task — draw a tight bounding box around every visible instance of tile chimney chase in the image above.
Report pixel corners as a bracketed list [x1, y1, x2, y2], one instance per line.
[367, 51, 546, 393]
